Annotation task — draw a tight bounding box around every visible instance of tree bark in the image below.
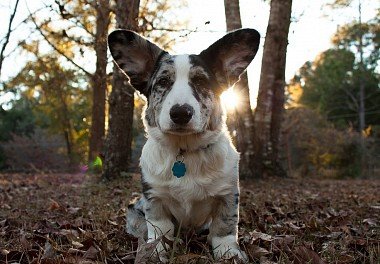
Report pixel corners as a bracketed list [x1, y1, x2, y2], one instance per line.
[252, 0, 292, 178]
[224, 0, 255, 179]
[102, 0, 140, 180]
[89, 0, 110, 162]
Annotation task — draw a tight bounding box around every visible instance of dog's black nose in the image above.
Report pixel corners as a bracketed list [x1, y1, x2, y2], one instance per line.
[170, 104, 194, 125]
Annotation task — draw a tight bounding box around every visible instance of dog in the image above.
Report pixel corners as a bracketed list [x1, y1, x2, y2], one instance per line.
[108, 28, 260, 262]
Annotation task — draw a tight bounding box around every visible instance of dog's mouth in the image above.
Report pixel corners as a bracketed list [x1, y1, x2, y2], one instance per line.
[164, 126, 199, 136]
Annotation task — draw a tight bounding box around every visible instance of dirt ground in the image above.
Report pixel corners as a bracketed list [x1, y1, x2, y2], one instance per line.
[0, 173, 379, 263]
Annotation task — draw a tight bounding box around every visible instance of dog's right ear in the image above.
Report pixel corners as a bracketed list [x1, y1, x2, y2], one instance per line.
[108, 30, 165, 95]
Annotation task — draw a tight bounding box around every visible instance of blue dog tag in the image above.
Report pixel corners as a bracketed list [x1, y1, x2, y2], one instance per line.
[172, 161, 186, 178]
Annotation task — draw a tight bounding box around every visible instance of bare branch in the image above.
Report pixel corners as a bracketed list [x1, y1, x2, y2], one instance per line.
[0, 0, 21, 78]
[26, 4, 92, 77]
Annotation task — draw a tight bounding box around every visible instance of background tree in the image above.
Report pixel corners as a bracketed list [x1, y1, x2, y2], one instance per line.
[252, 0, 293, 178]
[223, 0, 255, 178]
[26, 0, 109, 163]
[89, 0, 111, 162]
[102, 0, 140, 180]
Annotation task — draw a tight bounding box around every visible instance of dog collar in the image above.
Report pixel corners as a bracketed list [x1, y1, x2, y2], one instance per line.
[171, 145, 211, 178]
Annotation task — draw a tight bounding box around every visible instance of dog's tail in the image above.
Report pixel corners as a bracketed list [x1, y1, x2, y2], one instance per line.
[126, 195, 148, 240]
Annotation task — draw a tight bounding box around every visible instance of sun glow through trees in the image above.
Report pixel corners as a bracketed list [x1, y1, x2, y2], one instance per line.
[221, 87, 240, 111]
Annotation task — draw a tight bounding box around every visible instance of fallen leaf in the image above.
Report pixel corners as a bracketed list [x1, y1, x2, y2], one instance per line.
[246, 245, 270, 258]
[107, 220, 118, 226]
[68, 207, 81, 214]
[41, 241, 58, 260]
[83, 246, 99, 260]
[362, 218, 377, 226]
[249, 231, 272, 243]
[338, 254, 355, 263]
[293, 246, 326, 264]
[72, 240, 84, 248]
[48, 199, 60, 211]
[1, 249, 9, 255]
[135, 237, 160, 263]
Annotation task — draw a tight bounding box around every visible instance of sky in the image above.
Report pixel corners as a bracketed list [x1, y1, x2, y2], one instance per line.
[0, 0, 378, 107]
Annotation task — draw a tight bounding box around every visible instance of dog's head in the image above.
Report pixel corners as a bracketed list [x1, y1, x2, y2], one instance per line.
[108, 29, 260, 137]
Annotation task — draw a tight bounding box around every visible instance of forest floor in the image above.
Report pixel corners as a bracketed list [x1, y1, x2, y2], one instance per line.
[0, 173, 379, 264]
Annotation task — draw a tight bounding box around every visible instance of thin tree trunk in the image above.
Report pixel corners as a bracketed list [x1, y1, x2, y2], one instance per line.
[357, 0, 365, 134]
[252, 0, 292, 178]
[357, 0, 366, 177]
[58, 88, 74, 165]
[224, 0, 255, 179]
[102, 0, 140, 180]
[89, 0, 110, 162]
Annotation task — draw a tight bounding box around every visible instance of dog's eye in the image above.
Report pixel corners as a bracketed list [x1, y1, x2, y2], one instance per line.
[157, 77, 170, 87]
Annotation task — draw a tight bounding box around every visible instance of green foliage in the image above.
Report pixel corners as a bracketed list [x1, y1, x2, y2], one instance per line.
[332, 20, 380, 69]
[0, 98, 36, 169]
[283, 108, 368, 178]
[289, 19, 380, 130]
[0, 98, 35, 141]
[3, 54, 91, 163]
[333, 137, 362, 177]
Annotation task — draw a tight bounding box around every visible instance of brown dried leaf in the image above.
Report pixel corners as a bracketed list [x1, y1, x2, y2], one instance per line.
[338, 254, 355, 263]
[250, 231, 273, 243]
[135, 237, 160, 263]
[48, 199, 60, 211]
[272, 235, 295, 248]
[293, 246, 326, 264]
[362, 218, 377, 226]
[246, 245, 270, 258]
[175, 253, 205, 262]
[83, 246, 99, 260]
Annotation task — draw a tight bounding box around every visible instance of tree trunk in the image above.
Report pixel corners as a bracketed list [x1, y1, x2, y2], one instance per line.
[224, 0, 255, 179]
[89, 0, 110, 162]
[102, 0, 140, 180]
[357, 0, 365, 134]
[252, 0, 292, 178]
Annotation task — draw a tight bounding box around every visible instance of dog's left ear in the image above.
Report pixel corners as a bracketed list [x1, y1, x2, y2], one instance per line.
[199, 28, 260, 89]
[108, 30, 165, 96]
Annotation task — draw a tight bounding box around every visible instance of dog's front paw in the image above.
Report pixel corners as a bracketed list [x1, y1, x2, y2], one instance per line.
[212, 235, 249, 263]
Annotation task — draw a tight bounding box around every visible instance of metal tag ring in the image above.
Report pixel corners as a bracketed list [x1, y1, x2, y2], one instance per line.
[175, 154, 184, 163]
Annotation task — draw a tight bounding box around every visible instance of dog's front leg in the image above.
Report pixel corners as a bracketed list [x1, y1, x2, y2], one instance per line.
[209, 192, 248, 262]
[145, 199, 174, 262]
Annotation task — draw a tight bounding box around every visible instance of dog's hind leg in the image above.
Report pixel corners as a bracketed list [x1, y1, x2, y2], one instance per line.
[126, 196, 148, 240]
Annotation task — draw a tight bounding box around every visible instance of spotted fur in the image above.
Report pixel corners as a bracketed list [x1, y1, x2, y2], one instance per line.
[108, 28, 260, 262]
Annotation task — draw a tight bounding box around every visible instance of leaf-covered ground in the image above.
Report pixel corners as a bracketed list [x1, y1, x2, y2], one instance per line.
[0, 173, 379, 263]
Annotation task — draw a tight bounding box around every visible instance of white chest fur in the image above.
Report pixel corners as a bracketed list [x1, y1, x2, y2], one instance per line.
[140, 133, 239, 227]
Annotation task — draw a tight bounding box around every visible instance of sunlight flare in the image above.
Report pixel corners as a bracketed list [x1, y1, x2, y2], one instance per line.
[221, 87, 240, 111]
